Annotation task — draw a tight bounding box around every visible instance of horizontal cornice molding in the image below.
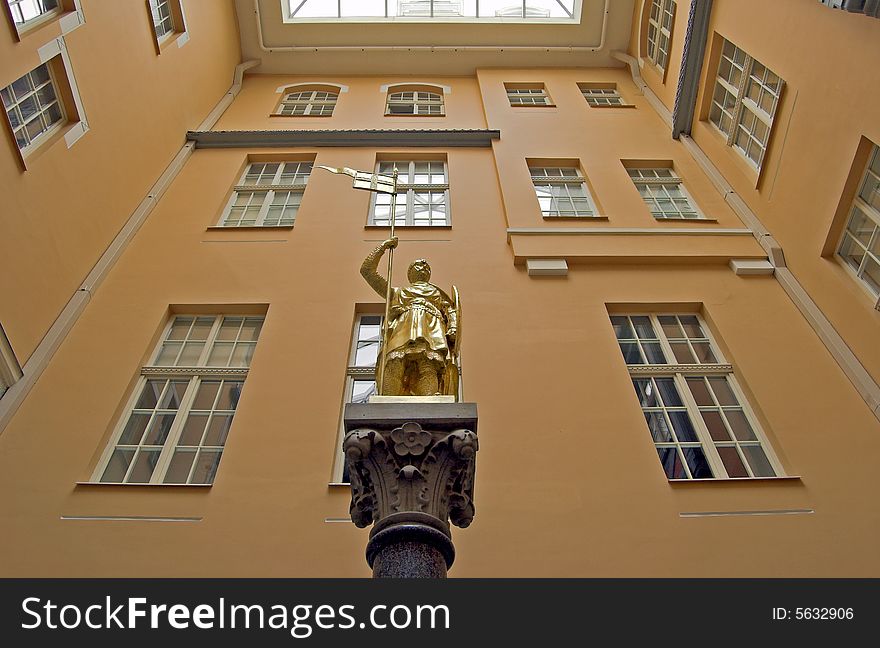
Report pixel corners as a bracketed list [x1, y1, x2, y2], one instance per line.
[507, 227, 754, 236]
[186, 129, 501, 148]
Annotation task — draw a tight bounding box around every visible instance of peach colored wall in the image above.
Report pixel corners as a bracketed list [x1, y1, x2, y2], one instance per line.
[214, 75, 488, 131]
[0, 67, 878, 575]
[0, 0, 240, 364]
[688, 0, 880, 385]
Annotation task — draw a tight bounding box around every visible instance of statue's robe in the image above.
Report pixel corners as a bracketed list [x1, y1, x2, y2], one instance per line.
[386, 282, 454, 364]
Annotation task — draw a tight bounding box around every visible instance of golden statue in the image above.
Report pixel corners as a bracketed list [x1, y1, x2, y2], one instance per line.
[361, 237, 460, 398]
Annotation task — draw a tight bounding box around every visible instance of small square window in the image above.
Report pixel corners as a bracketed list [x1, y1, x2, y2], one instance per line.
[147, 0, 187, 51]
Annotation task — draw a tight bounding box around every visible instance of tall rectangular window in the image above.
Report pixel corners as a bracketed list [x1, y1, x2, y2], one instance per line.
[612, 313, 781, 480]
[709, 39, 783, 170]
[626, 167, 703, 220]
[530, 165, 596, 217]
[219, 161, 312, 227]
[334, 314, 383, 483]
[646, 0, 675, 73]
[94, 315, 264, 485]
[2, 62, 64, 152]
[837, 144, 880, 297]
[147, 0, 186, 48]
[370, 160, 449, 226]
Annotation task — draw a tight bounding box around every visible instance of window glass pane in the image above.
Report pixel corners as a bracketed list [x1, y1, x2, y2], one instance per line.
[619, 342, 644, 364]
[657, 447, 687, 479]
[682, 447, 713, 478]
[351, 380, 376, 404]
[701, 411, 730, 441]
[611, 316, 635, 340]
[118, 413, 151, 445]
[670, 342, 696, 364]
[178, 413, 208, 446]
[708, 377, 737, 406]
[725, 410, 757, 441]
[143, 413, 176, 445]
[655, 378, 681, 406]
[204, 414, 233, 446]
[686, 377, 713, 406]
[631, 316, 655, 339]
[642, 343, 666, 364]
[136, 380, 165, 409]
[191, 381, 220, 410]
[100, 449, 135, 483]
[633, 378, 658, 408]
[216, 381, 243, 410]
[645, 412, 674, 443]
[741, 445, 775, 477]
[718, 446, 749, 478]
[127, 449, 161, 483]
[163, 449, 196, 484]
[668, 411, 698, 443]
[190, 449, 222, 484]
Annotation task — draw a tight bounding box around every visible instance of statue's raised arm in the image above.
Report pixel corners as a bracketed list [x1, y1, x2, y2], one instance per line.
[360, 237, 398, 298]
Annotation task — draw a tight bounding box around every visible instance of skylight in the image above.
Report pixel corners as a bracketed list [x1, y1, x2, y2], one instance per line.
[285, 0, 580, 22]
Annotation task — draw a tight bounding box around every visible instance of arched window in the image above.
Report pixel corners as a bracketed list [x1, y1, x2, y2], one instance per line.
[276, 88, 339, 116]
[385, 88, 444, 116]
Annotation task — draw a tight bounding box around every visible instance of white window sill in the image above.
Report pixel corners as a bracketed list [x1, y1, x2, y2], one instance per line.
[75, 481, 212, 488]
[669, 475, 801, 484]
[206, 225, 294, 231]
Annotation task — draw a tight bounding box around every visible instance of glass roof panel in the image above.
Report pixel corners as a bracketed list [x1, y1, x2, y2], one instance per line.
[286, 0, 578, 21]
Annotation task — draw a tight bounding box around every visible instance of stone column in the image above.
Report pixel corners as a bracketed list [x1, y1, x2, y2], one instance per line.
[343, 401, 478, 578]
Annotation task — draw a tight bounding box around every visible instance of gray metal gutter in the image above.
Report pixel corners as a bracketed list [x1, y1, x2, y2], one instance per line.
[187, 129, 501, 148]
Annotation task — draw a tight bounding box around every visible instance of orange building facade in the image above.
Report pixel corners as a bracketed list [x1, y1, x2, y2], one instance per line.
[0, 0, 878, 577]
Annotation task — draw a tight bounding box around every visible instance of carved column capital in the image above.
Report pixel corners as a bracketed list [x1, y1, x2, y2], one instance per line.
[343, 402, 478, 576]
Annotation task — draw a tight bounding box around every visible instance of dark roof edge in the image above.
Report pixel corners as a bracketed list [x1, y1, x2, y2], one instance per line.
[186, 129, 501, 148]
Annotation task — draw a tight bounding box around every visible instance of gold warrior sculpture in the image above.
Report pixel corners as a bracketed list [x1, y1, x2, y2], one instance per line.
[361, 236, 460, 398]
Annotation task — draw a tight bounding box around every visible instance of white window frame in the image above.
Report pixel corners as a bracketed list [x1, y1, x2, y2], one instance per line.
[332, 313, 384, 484]
[92, 314, 263, 485]
[147, 0, 188, 51]
[646, 0, 674, 73]
[276, 89, 338, 116]
[218, 161, 312, 227]
[626, 167, 705, 220]
[613, 313, 784, 481]
[579, 85, 629, 107]
[385, 90, 444, 116]
[506, 86, 552, 106]
[368, 160, 450, 227]
[1, 61, 66, 153]
[709, 38, 783, 171]
[529, 165, 597, 218]
[836, 145, 880, 302]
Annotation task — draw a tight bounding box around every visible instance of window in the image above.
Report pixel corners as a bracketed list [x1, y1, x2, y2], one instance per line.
[219, 161, 312, 227]
[529, 165, 596, 217]
[370, 160, 449, 226]
[646, 0, 674, 73]
[277, 90, 338, 116]
[709, 39, 783, 170]
[335, 313, 384, 483]
[7, 0, 59, 27]
[94, 315, 263, 485]
[2, 62, 65, 152]
[386, 90, 444, 116]
[506, 85, 551, 106]
[147, 0, 186, 48]
[626, 167, 703, 220]
[612, 313, 781, 480]
[579, 85, 627, 107]
[837, 145, 880, 297]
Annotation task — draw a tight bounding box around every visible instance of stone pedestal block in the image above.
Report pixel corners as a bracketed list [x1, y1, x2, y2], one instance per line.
[343, 401, 478, 578]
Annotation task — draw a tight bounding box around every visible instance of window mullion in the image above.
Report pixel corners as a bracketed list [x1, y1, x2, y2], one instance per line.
[674, 372, 726, 478]
[651, 314, 676, 364]
[150, 376, 200, 483]
[256, 190, 274, 226]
